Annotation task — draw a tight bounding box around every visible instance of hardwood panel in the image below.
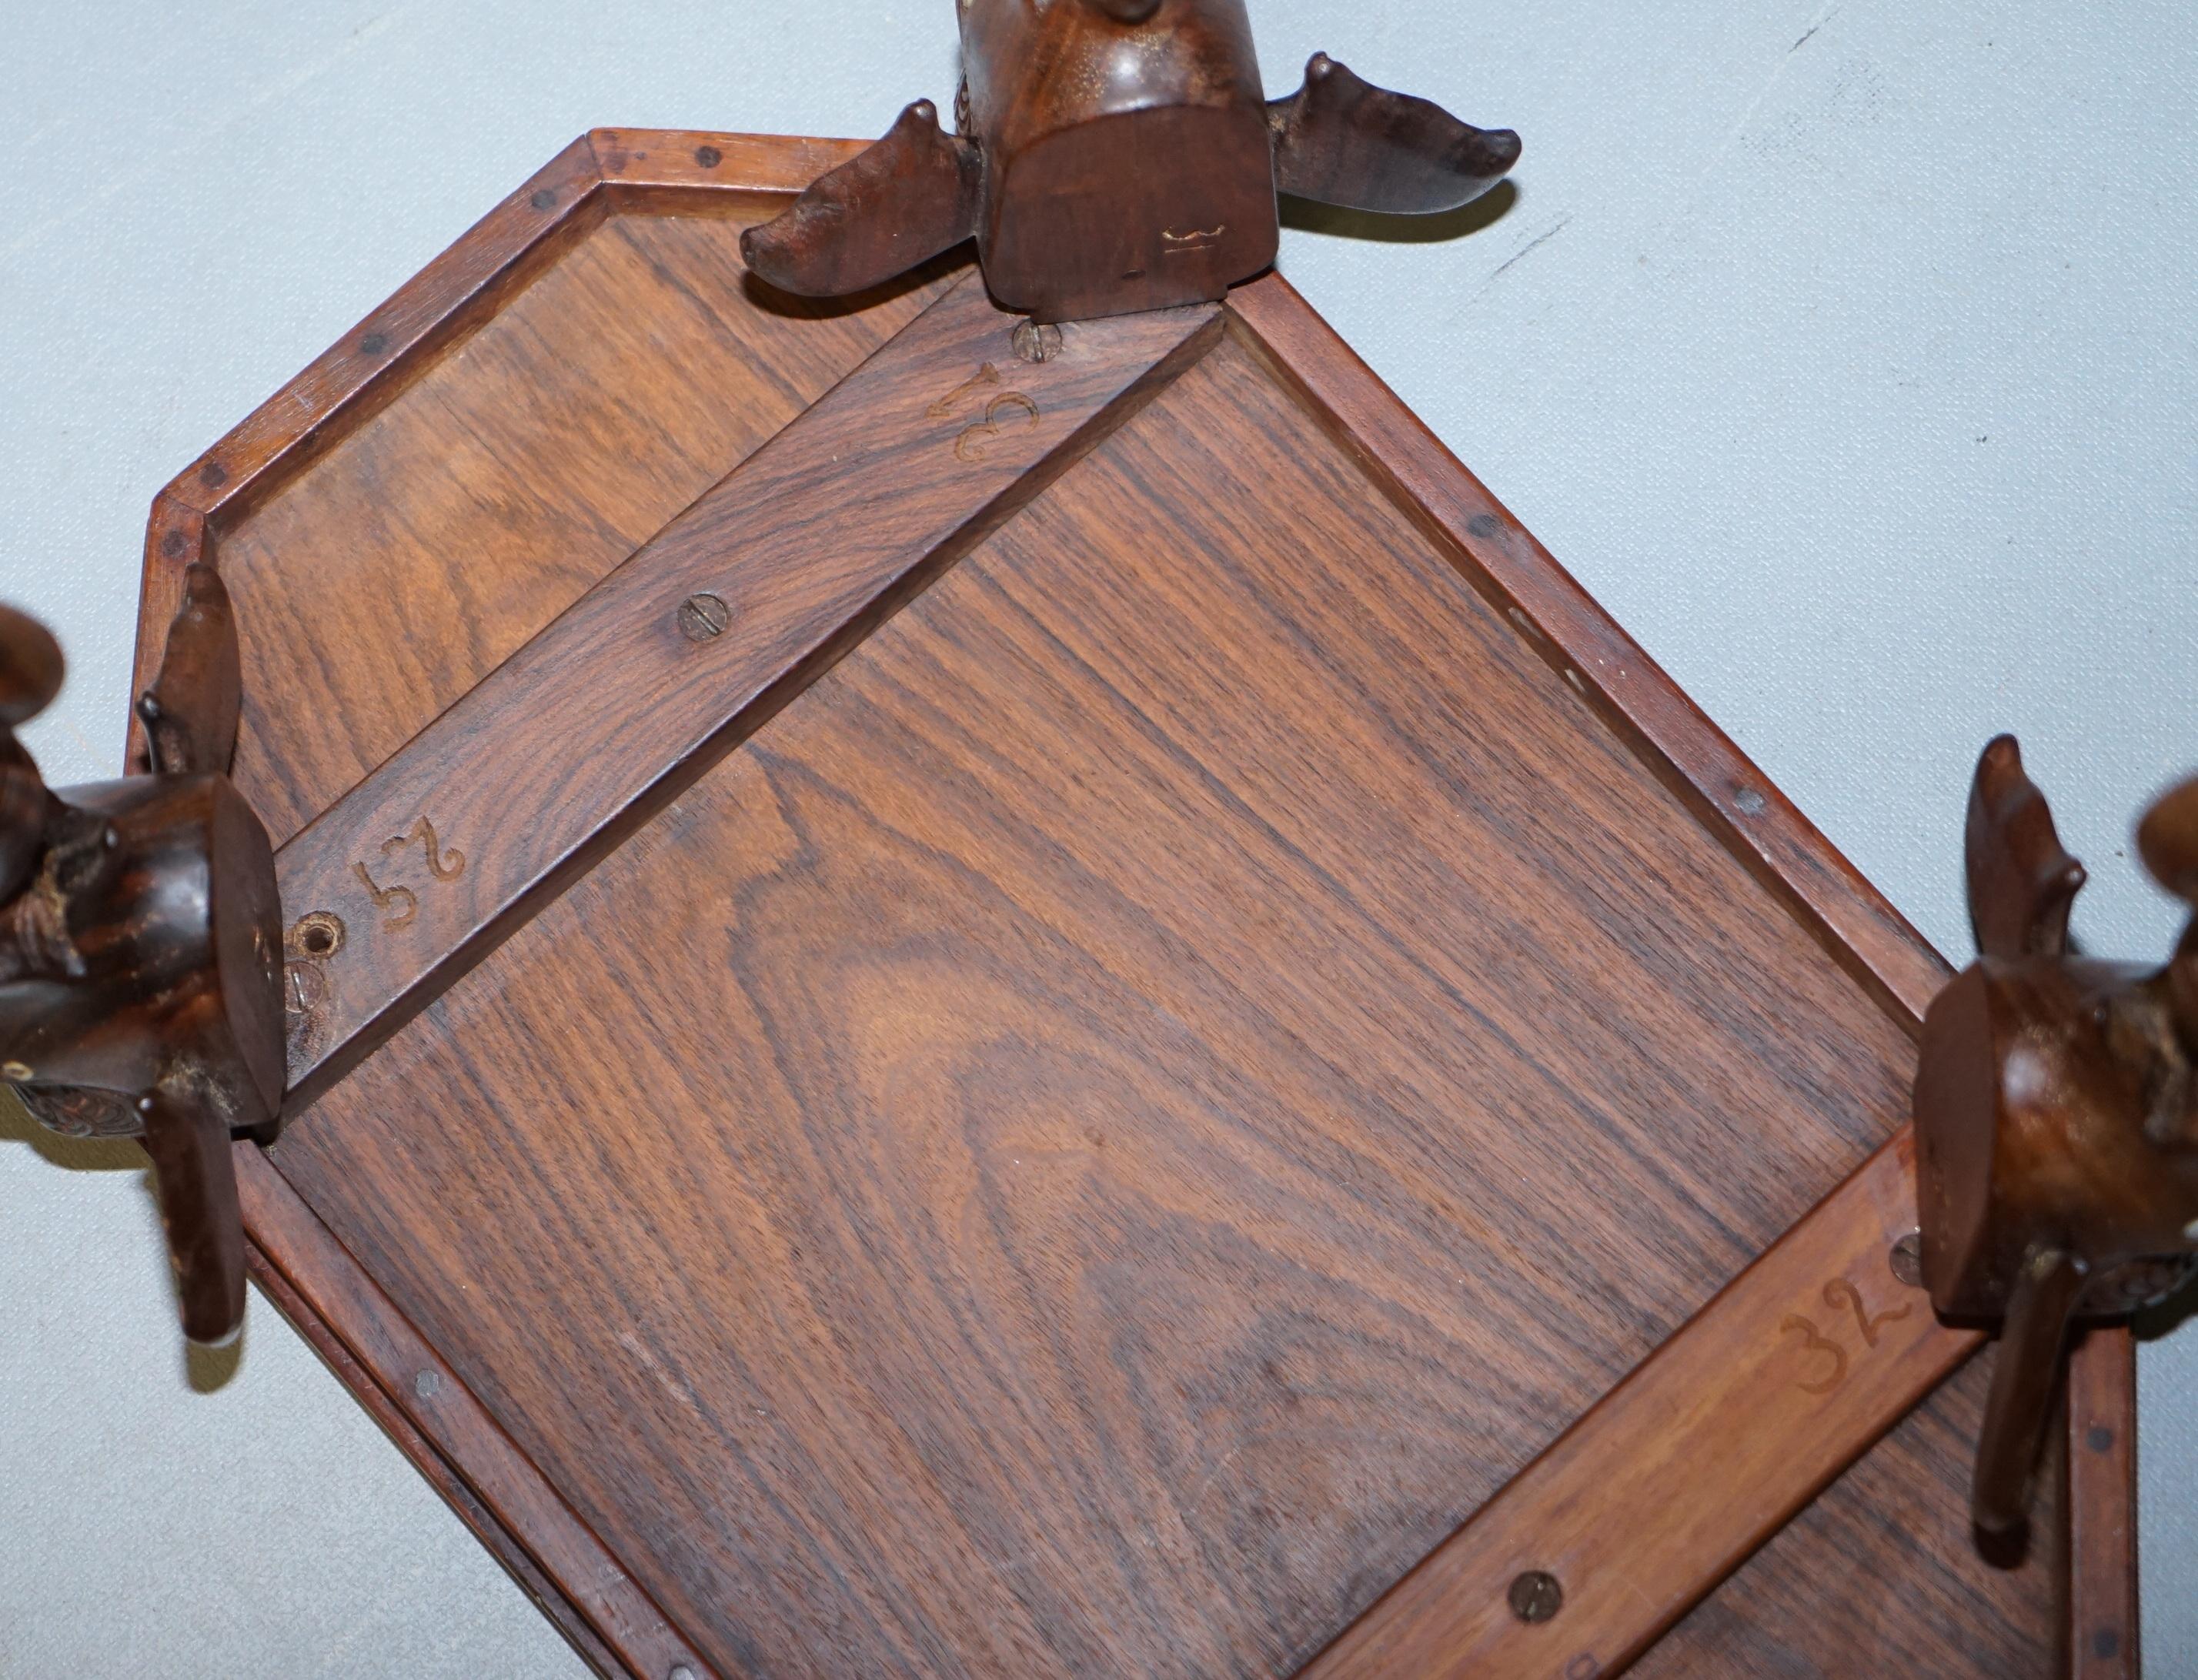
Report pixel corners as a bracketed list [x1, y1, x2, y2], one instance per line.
[220, 212, 960, 845]
[272, 332, 1926, 1678]
[1631, 1354, 2053, 1678]
[1297, 1131, 1986, 1680]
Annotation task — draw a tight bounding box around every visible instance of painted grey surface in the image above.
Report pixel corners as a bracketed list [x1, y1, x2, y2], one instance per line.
[0, 1, 2189, 1674]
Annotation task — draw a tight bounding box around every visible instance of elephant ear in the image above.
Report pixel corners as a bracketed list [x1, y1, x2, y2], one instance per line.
[1964, 735, 2086, 961]
[2138, 774, 2198, 1054]
[741, 101, 982, 299]
[0, 603, 64, 903]
[138, 563, 242, 777]
[1268, 54, 1521, 215]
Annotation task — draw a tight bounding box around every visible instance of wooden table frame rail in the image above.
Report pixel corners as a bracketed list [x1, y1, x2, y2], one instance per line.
[121, 129, 2134, 1679]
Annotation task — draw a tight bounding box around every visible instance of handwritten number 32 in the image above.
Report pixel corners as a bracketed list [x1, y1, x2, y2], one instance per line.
[1781, 1279, 1913, 1397]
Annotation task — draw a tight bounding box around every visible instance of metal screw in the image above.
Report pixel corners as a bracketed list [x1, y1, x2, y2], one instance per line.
[678, 593, 730, 642]
[1733, 787, 1769, 817]
[359, 332, 389, 357]
[2086, 1424, 2116, 1454]
[694, 145, 722, 168]
[414, 1370, 443, 1401]
[1508, 1570, 1563, 1624]
[1889, 1232, 1923, 1288]
[530, 189, 558, 211]
[1013, 321, 1064, 364]
[668, 1667, 699, 1680]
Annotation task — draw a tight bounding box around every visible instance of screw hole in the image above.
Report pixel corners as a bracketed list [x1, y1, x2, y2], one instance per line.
[289, 912, 346, 960]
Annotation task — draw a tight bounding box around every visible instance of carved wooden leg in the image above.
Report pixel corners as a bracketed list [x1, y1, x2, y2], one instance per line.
[138, 1087, 249, 1344]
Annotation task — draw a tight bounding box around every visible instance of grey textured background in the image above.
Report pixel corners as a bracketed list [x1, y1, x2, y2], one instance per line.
[2, 1, 2191, 1675]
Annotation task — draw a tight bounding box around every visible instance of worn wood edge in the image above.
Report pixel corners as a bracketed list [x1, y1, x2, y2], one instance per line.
[233, 1143, 721, 1680]
[1224, 276, 1951, 1034]
[2065, 1324, 2140, 1678]
[1297, 1128, 1981, 1680]
[593, 127, 867, 212]
[161, 135, 609, 529]
[123, 494, 208, 771]
[243, 1239, 629, 1680]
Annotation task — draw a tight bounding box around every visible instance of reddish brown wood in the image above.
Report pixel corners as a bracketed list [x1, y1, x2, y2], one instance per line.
[92, 130, 2106, 1679]
[234, 1144, 714, 1679]
[1224, 277, 1951, 1033]
[1916, 740, 2198, 1530]
[742, 1, 1516, 322]
[272, 279, 1222, 1112]
[242, 1241, 630, 1678]
[2064, 1326, 2140, 1680]
[265, 322, 2017, 1676]
[2, 583, 282, 1343]
[115, 153, 971, 1680]
[1298, 1131, 1976, 1679]
[1267, 54, 1520, 215]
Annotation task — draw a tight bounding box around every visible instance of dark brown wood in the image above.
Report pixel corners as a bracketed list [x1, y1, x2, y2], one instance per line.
[1267, 53, 1521, 215]
[1224, 276, 1952, 1033]
[737, 100, 981, 299]
[272, 277, 1221, 1113]
[741, 2, 1516, 322]
[2064, 1326, 2140, 1680]
[138, 562, 244, 778]
[2, 583, 282, 1343]
[265, 319, 2013, 1677]
[1916, 737, 2198, 1531]
[1298, 1128, 2035, 1679]
[1966, 734, 2087, 962]
[234, 1143, 713, 1679]
[94, 132, 2109, 1678]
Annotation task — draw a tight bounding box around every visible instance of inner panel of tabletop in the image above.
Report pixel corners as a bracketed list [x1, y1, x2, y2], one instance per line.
[225, 208, 1955, 1678]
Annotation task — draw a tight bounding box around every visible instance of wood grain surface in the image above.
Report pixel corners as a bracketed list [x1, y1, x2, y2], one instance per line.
[1631, 1350, 2050, 1678]
[268, 328, 1966, 1678]
[217, 212, 957, 849]
[1298, 1131, 2039, 1678]
[271, 276, 1220, 1111]
[131, 132, 2103, 1678]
